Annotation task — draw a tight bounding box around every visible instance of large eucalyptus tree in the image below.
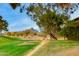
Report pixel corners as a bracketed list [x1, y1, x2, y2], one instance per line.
[9, 3, 79, 40]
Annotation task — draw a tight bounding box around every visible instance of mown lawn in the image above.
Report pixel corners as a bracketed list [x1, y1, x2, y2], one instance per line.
[32, 40, 79, 56]
[0, 36, 79, 56]
[0, 36, 40, 56]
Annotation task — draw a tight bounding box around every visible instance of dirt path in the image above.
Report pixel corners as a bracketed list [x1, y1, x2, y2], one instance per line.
[55, 46, 79, 56]
[26, 40, 49, 56]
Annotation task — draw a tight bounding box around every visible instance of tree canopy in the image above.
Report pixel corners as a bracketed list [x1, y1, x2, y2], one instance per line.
[9, 3, 79, 40]
[0, 16, 8, 34]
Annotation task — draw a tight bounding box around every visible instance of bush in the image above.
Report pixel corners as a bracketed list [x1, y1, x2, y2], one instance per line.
[59, 26, 79, 40]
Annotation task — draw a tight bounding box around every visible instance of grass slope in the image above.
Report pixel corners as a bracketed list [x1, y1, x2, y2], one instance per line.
[32, 40, 79, 56]
[0, 36, 40, 56]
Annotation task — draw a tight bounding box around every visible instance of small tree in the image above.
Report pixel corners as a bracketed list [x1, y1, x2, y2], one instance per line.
[0, 16, 8, 35]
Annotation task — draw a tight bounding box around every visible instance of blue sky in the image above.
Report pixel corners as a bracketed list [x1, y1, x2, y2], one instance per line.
[0, 3, 40, 32]
[0, 3, 79, 32]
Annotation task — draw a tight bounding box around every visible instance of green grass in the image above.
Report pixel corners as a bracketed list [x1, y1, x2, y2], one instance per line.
[32, 40, 79, 56]
[0, 36, 40, 56]
[0, 36, 79, 56]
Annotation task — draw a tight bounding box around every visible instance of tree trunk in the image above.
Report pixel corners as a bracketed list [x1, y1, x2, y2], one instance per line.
[49, 33, 57, 40]
[0, 30, 2, 36]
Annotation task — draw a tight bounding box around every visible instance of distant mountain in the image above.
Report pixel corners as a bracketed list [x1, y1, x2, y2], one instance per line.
[23, 28, 38, 33]
[6, 28, 39, 36]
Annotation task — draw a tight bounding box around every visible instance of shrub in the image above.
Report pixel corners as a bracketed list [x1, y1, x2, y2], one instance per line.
[59, 26, 79, 40]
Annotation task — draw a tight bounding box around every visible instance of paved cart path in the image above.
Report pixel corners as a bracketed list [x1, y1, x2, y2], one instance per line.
[26, 40, 49, 56]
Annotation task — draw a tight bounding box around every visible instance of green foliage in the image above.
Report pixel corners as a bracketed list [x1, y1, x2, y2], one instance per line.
[38, 10, 64, 33]
[59, 26, 79, 40]
[10, 3, 79, 41]
[27, 4, 69, 40]
[10, 3, 20, 9]
[0, 16, 8, 32]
